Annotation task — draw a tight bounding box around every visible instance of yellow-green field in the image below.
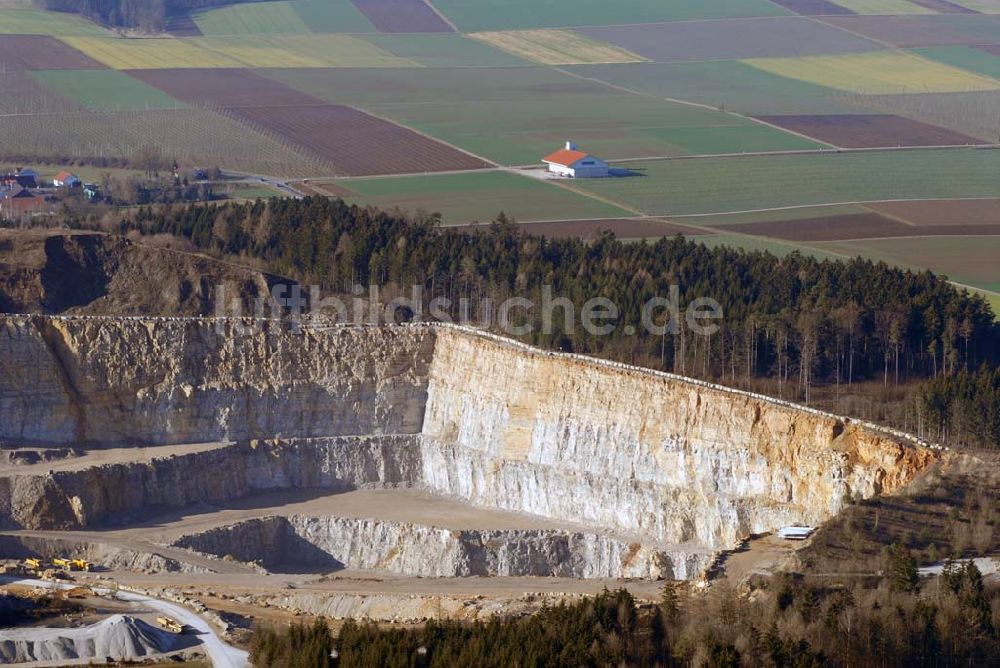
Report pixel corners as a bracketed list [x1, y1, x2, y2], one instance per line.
[0, 8, 107, 35]
[830, 0, 935, 14]
[58, 35, 415, 69]
[197, 35, 415, 68]
[59, 37, 243, 69]
[469, 30, 646, 66]
[744, 51, 1000, 94]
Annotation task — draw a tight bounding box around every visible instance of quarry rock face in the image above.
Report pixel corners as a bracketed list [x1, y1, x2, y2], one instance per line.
[0, 315, 938, 578]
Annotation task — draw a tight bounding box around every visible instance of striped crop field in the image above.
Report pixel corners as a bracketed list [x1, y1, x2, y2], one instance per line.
[744, 51, 1000, 94]
[196, 35, 416, 68]
[469, 30, 647, 65]
[58, 36, 243, 69]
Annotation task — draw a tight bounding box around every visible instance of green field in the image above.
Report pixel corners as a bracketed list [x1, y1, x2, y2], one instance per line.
[31, 70, 183, 111]
[269, 66, 820, 164]
[433, 0, 788, 31]
[327, 171, 630, 224]
[913, 46, 1000, 81]
[0, 9, 107, 36]
[289, 0, 377, 33]
[575, 149, 1000, 215]
[193, 0, 378, 35]
[364, 34, 529, 68]
[681, 204, 872, 227]
[569, 61, 861, 115]
[830, 0, 934, 14]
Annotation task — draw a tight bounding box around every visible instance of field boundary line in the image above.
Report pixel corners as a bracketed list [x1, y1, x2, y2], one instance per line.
[551, 66, 839, 149]
[344, 104, 499, 168]
[805, 15, 899, 50]
[423, 0, 460, 32]
[536, 173, 647, 217]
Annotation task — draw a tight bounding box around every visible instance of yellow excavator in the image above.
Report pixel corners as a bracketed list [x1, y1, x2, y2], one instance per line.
[156, 616, 184, 634]
[23, 558, 43, 571]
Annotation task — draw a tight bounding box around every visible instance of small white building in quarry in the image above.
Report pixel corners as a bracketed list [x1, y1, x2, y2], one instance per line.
[542, 142, 610, 178]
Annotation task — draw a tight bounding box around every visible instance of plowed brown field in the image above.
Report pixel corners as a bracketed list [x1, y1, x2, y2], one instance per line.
[0, 35, 105, 71]
[234, 104, 488, 176]
[129, 68, 488, 176]
[350, 0, 453, 33]
[755, 114, 984, 148]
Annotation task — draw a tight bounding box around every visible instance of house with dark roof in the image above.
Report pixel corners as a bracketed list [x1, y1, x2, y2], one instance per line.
[2, 168, 38, 190]
[542, 142, 610, 178]
[0, 188, 47, 218]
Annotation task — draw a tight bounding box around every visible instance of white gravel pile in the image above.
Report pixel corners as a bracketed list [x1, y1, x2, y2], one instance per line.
[0, 614, 178, 664]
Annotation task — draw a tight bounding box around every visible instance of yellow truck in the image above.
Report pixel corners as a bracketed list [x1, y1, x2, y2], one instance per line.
[52, 557, 91, 571]
[156, 616, 184, 634]
[23, 558, 42, 570]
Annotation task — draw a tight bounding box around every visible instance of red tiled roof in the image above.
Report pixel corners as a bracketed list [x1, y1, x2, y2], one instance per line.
[55, 171, 75, 182]
[542, 148, 590, 167]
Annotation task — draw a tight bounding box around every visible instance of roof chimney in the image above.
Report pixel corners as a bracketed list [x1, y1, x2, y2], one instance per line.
[565, 141, 577, 151]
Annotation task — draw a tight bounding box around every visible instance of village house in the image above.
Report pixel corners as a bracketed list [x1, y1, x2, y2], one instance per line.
[53, 170, 82, 188]
[1, 168, 38, 190]
[0, 188, 47, 219]
[542, 142, 610, 178]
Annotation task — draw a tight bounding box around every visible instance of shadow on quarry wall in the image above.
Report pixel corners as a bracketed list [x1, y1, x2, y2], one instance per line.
[173, 517, 343, 574]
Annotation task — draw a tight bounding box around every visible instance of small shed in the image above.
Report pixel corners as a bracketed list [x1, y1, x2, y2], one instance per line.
[542, 142, 610, 178]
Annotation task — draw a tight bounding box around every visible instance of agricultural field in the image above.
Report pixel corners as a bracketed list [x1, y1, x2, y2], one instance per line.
[195, 35, 415, 68]
[767, 0, 855, 14]
[743, 51, 1000, 94]
[821, 14, 1000, 46]
[815, 236, 1000, 292]
[268, 66, 822, 165]
[322, 171, 630, 225]
[0, 9, 107, 36]
[852, 90, 1000, 141]
[0, 107, 332, 177]
[578, 18, 881, 63]
[363, 34, 529, 68]
[0, 71, 81, 114]
[573, 148, 1000, 215]
[58, 36, 243, 69]
[569, 61, 863, 115]
[480, 218, 709, 240]
[0, 35, 104, 70]
[830, 0, 935, 14]
[753, 113, 984, 147]
[231, 104, 489, 176]
[913, 45, 1000, 79]
[192, 1, 311, 35]
[350, 0, 454, 33]
[468, 30, 646, 66]
[430, 0, 789, 31]
[128, 68, 488, 176]
[31, 70, 184, 112]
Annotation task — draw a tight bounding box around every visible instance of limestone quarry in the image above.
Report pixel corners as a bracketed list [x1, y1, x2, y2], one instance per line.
[0, 314, 940, 624]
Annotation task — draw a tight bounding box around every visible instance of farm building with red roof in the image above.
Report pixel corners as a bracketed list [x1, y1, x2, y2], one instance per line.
[542, 142, 610, 178]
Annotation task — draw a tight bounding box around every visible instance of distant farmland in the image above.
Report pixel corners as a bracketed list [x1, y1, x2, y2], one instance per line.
[575, 148, 1000, 215]
[324, 170, 630, 224]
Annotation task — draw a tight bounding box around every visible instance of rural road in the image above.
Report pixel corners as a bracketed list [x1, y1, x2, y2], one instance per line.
[0, 576, 249, 668]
